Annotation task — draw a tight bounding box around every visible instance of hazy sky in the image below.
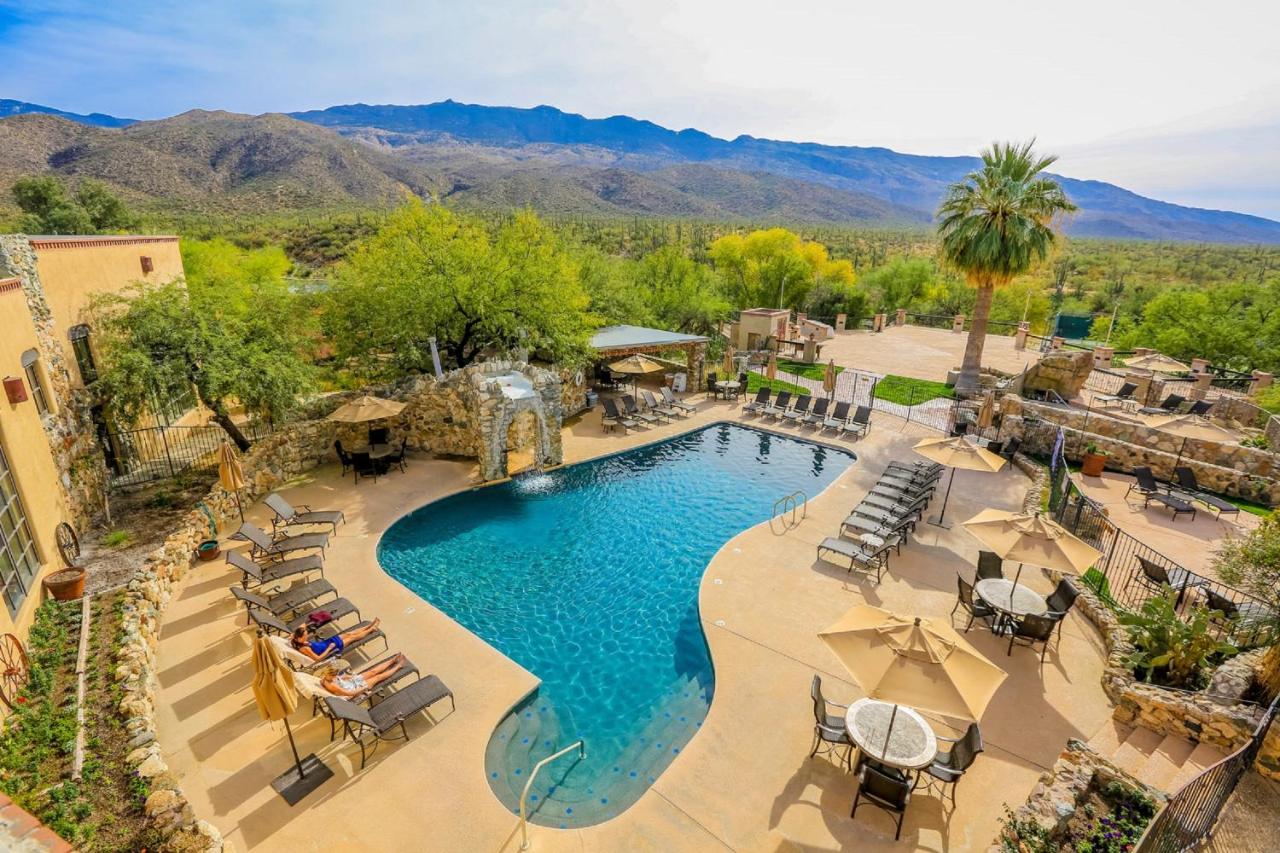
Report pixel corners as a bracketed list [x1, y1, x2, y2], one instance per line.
[3, 0, 1278, 219]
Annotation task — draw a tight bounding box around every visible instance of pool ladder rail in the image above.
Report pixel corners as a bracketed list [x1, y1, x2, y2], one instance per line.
[771, 489, 807, 533]
[519, 739, 586, 849]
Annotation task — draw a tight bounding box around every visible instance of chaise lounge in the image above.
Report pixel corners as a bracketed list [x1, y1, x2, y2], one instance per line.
[1125, 466, 1196, 521]
[324, 675, 455, 768]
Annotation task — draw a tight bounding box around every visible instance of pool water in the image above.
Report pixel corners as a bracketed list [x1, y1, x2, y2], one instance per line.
[377, 423, 854, 827]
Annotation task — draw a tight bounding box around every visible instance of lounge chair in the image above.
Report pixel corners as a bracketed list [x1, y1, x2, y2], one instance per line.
[295, 654, 423, 740]
[640, 390, 676, 422]
[268, 634, 349, 673]
[230, 579, 337, 616]
[805, 398, 830, 426]
[1172, 467, 1240, 519]
[1186, 400, 1213, 418]
[816, 537, 890, 581]
[764, 390, 792, 419]
[601, 397, 637, 433]
[237, 588, 361, 632]
[264, 493, 346, 533]
[227, 548, 324, 589]
[822, 401, 851, 432]
[1125, 467, 1196, 521]
[621, 394, 660, 425]
[862, 489, 931, 516]
[742, 388, 771, 415]
[1139, 394, 1185, 415]
[325, 675, 455, 768]
[239, 522, 329, 561]
[842, 405, 872, 437]
[783, 394, 812, 423]
[1135, 555, 1205, 598]
[660, 386, 696, 415]
[1093, 382, 1138, 408]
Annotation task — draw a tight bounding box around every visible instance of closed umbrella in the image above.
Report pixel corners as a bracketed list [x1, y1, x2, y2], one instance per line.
[218, 442, 246, 522]
[722, 345, 736, 377]
[327, 394, 407, 423]
[961, 508, 1103, 597]
[823, 359, 838, 399]
[914, 436, 1007, 529]
[766, 353, 778, 381]
[251, 635, 333, 804]
[976, 392, 995, 431]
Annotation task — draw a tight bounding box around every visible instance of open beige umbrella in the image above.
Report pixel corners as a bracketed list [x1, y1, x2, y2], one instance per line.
[914, 436, 1007, 529]
[961, 508, 1104, 595]
[823, 359, 838, 398]
[1150, 414, 1239, 443]
[1125, 352, 1190, 375]
[251, 635, 333, 804]
[327, 394, 407, 423]
[820, 605, 1007, 754]
[609, 354, 665, 394]
[218, 441, 246, 522]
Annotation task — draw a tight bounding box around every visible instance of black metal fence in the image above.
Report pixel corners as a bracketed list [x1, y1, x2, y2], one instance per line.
[105, 421, 271, 488]
[1136, 694, 1280, 853]
[766, 365, 963, 434]
[1045, 439, 1272, 647]
[905, 312, 956, 331]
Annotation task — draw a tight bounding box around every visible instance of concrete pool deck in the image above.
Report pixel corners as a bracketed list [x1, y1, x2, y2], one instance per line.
[154, 394, 1115, 851]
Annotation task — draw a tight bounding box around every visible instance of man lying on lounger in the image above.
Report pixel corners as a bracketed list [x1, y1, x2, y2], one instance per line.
[318, 654, 408, 697]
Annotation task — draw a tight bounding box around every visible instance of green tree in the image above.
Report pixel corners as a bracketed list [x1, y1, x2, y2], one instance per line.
[326, 202, 592, 376]
[74, 179, 136, 231]
[11, 176, 134, 234]
[860, 257, 933, 313]
[708, 228, 854, 310]
[578, 249, 652, 328]
[937, 141, 1076, 394]
[1214, 513, 1280, 698]
[634, 246, 730, 335]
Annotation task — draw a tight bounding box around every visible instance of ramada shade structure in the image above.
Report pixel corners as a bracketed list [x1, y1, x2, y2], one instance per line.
[590, 325, 709, 391]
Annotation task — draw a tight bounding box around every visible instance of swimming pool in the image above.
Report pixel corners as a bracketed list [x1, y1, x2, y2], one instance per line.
[377, 423, 854, 827]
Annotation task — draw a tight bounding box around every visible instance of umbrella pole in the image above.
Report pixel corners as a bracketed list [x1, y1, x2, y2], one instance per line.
[271, 716, 334, 806]
[283, 717, 304, 776]
[235, 491, 244, 523]
[928, 468, 957, 529]
[881, 704, 900, 758]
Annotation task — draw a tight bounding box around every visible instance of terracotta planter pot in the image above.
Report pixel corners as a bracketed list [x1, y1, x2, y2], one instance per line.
[196, 540, 221, 561]
[44, 567, 86, 601]
[1081, 452, 1107, 477]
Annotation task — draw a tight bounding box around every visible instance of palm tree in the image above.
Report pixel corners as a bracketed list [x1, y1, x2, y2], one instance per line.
[937, 141, 1076, 395]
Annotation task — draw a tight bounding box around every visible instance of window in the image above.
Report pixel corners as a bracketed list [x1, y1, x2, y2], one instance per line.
[69, 325, 98, 384]
[0, 444, 40, 617]
[140, 256, 154, 274]
[20, 350, 49, 416]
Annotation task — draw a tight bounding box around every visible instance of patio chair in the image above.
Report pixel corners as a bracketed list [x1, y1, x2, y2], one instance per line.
[324, 674, 455, 768]
[706, 372, 721, 400]
[640, 390, 675, 422]
[851, 762, 912, 840]
[1172, 467, 1240, 519]
[976, 551, 1004, 581]
[1006, 613, 1059, 661]
[951, 577, 995, 632]
[295, 654, 422, 741]
[368, 427, 390, 447]
[816, 537, 890, 582]
[842, 405, 872, 437]
[236, 588, 361, 632]
[1139, 394, 1185, 415]
[621, 394, 660, 425]
[1093, 382, 1138, 408]
[1135, 555, 1205, 598]
[862, 490, 931, 518]
[842, 512, 915, 542]
[764, 390, 792, 419]
[226, 548, 324, 589]
[809, 675, 854, 770]
[742, 387, 771, 414]
[264, 493, 346, 534]
[334, 440, 352, 476]
[1125, 467, 1197, 521]
[387, 438, 408, 473]
[230, 579, 337, 617]
[1186, 400, 1213, 418]
[804, 397, 830, 427]
[822, 401, 851, 432]
[350, 451, 382, 484]
[999, 437, 1022, 460]
[870, 478, 936, 504]
[917, 723, 983, 806]
[660, 386, 696, 415]
[887, 460, 944, 476]
[601, 397, 637, 433]
[1046, 578, 1080, 616]
[238, 522, 329, 562]
[783, 394, 812, 423]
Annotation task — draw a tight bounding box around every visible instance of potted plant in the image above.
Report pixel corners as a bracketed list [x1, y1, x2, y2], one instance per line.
[195, 502, 221, 561]
[44, 567, 86, 601]
[1081, 441, 1108, 477]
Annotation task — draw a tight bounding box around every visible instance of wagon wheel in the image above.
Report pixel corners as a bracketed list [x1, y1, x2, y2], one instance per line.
[55, 522, 80, 568]
[0, 634, 30, 709]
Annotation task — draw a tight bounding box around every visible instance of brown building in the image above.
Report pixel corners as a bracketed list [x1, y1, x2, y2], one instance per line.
[0, 234, 184, 638]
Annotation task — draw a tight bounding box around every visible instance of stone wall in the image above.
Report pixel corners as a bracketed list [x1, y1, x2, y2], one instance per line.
[1021, 350, 1094, 399]
[1003, 397, 1280, 505]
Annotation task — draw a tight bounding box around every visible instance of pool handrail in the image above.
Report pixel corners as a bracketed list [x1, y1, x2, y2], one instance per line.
[519, 739, 586, 849]
[772, 489, 808, 532]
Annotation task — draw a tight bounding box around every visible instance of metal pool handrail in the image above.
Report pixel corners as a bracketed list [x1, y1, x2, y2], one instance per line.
[772, 490, 808, 531]
[519, 739, 586, 850]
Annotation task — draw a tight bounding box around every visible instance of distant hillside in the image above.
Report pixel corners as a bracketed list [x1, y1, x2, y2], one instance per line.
[294, 101, 1280, 244]
[0, 99, 136, 128]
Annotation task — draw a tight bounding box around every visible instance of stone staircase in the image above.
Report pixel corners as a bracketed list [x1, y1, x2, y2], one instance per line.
[1087, 720, 1227, 795]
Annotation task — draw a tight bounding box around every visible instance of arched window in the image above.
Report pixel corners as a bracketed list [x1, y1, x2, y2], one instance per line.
[69, 324, 98, 384]
[20, 349, 49, 416]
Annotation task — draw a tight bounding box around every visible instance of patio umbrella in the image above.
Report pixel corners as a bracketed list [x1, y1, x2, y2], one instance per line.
[976, 392, 995, 431]
[823, 359, 838, 399]
[1150, 414, 1239, 443]
[722, 345, 736, 377]
[961, 508, 1104, 596]
[819, 606, 1007, 753]
[251, 635, 333, 805]
[914, 436, 1007, 529]
[1125, 352, 1190, 375]
[609, 354, 666, 393]
[218, 441, 246, 522]
[326, 394, 407, 423]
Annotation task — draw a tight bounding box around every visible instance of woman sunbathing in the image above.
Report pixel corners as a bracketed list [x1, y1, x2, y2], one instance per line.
[319, 654, 408, 698]
[290, 618, 381, 662]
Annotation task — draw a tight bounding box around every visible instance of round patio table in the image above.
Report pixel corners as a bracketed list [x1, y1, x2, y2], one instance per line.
[844, 698, 938, 771]
[719, 379, 742, 399]
[976, 578, 1048, 634]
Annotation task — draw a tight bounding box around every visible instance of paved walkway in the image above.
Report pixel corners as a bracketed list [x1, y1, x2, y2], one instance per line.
[154, 395, 1115, 851]
[819, 325, 1040, 382]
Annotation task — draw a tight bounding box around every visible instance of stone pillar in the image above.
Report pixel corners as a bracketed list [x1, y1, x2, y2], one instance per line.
[1050, 336, 1064, 351]
[873, 313, 886, 332]
[1094, 346, 1114, 368]
[952, 314, 965, 334]
[1126, 371, 1153, 405]
[802, 335, 817, 364]
[835, 313, 847, 333]
[1134, 347, 1154, 359]
[1191, 372, 1212, 400]
[796, 312, 807, 325]
[688, 341, 706, 391]
[1191, 357, 1211, 375]
[1250, 371, 1273, 396]
[1014, 321, 1030, 350]
[896, 308, 907, 327]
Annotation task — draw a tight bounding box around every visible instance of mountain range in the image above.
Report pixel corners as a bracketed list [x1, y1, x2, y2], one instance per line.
[2, 98, 1278, 243]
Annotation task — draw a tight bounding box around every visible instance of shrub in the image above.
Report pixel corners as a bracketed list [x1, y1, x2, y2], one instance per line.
[1119, 589, 1236, 688]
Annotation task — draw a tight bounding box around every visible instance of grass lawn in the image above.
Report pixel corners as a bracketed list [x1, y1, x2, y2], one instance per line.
[776, 359, 843, 382]
[1225, 496, 1273, 518]
[872, 375, 955, 406]
[745, 373, 806, 396]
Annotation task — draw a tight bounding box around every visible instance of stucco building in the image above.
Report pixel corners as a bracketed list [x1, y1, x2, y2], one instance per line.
[0, 234, 184, 638]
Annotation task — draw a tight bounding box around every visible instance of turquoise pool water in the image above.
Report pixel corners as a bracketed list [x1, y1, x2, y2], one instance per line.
[377, 423, 854, 827]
